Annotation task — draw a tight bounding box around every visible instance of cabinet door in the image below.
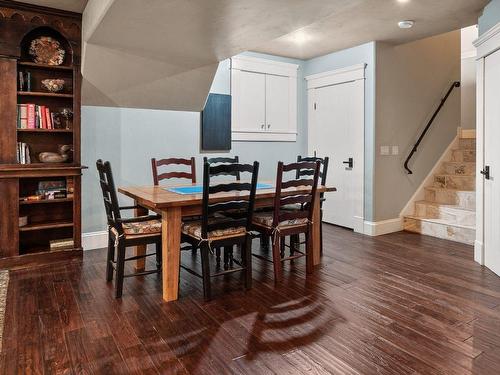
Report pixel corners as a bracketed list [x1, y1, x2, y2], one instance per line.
[231, 70, 266, 132]
[265, 74, 290, 133]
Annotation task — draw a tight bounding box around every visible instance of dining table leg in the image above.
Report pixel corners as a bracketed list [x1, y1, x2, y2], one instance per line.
[134, 201, 147, 271]
[161, 207, 182, 302]
[312, 192, 321, 266]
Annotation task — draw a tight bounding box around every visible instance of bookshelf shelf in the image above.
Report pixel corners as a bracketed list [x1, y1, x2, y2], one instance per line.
[19, 221, 74, 232]
[19, 198, 73, 205]
[17, 128, 73, 133]
[18, 91, 73, 98]
[17, 61, 74, 71]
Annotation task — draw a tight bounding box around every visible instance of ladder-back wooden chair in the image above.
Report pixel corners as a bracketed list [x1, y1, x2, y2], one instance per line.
[180, 161, 259, 300]
[203, 156, 241, 266]
[252, 160, 320, 282]
[97, 160, 162, 298]
[151, 157, 196, 185]
[291, 155, 330, 254]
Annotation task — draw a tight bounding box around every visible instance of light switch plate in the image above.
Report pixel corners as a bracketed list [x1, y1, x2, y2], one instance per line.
[380, 146, 390, 155]
[392, 146, 399, 155]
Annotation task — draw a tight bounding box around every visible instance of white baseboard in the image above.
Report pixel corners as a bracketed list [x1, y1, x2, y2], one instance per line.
[353, 216, 365, 234]
[474, 240, 484, 265]
[363, 218, 403, 236]
[82, 230, 108, 251]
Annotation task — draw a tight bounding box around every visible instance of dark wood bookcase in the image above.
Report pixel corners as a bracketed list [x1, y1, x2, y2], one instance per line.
[0, 1, 84, 268]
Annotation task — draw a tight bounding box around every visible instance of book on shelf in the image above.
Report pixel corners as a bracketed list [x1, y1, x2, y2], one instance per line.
[16, 142, 31, 164]
[17, 103, 54, 129]
[49, 238, 74, 251]
[18, 71, 31, 91]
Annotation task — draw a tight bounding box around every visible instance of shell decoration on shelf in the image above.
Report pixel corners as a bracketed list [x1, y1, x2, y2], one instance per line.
[41, 78, 65, 93]
[29, 36, 65, 66]
[39, 144, 73, 163]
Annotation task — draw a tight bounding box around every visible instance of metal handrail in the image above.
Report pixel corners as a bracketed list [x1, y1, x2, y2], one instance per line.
[403, 81, 461, 174]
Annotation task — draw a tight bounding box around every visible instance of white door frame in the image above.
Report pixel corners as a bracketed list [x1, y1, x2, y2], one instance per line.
[473, 22, 500, 266]
[305, 63, 366, 234]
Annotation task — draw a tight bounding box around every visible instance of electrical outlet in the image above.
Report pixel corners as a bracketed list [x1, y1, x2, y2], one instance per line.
[392, 146, 399, 155]
[380, 146, 390, 155]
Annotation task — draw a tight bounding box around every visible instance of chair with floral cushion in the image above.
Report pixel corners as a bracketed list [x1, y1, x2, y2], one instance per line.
[97, 159, 162, 298]
[180, 160, 259, 300]
[288, 155, 329, 255]
[203, 156, 241, 267]
[252, 160, 320, 282]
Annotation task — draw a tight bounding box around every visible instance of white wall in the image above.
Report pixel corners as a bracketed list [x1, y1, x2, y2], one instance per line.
[461, 25, 478, 129]
[375, 31, 461, 221]
[82, 53, 306, 233]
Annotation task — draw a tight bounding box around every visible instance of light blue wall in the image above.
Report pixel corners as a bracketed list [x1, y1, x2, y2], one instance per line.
[303, 42, 376, 221]
[82, 53, 307, 233]
[479, 0, 500, 35]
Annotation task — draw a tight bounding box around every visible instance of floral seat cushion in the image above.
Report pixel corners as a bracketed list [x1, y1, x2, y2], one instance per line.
[182, 218, 246, 240]
[122, 220, 162, 236]
[252, 212, 308, 228]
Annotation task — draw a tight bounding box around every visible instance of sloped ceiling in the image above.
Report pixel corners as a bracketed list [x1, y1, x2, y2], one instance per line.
[80, 0, 487, 111]
[81, 0, 352, 111]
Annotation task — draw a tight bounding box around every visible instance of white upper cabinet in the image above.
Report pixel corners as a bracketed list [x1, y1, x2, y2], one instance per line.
[231, 56, 298, 142]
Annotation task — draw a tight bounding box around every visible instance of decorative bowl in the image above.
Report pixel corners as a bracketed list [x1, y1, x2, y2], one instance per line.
[29, 36, 65, 66]
[41, 79, 65, 93]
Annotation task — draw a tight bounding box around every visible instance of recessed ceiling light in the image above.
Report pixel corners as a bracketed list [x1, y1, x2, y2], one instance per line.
[286, 29, 313, 45]
[397, 0, 411, 3]
[398, 20, 415, 29]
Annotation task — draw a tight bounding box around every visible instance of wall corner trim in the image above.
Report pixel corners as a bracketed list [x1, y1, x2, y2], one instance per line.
[363, 218, 403, 236]
[474, 21, 500, 57]
[474, 240, 484, 265]
[82, 230, 108, 251]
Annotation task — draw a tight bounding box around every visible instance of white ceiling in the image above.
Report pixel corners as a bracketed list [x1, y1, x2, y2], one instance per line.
[256, 0, 487, 60]
[16, 0, 489, 110]
[15, 0, 88, 13]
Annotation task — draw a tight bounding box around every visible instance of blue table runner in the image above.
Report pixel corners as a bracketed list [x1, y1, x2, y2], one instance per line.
[166, 183, 273, 195]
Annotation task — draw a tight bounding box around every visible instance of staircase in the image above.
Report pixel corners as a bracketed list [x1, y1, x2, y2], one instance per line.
[404, 132, 476, 245]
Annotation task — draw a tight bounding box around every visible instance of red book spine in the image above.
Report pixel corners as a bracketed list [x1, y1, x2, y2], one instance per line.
[45, 107, 52, 129]
[27, 104, 35, 129]
[40, 106, 47, 129]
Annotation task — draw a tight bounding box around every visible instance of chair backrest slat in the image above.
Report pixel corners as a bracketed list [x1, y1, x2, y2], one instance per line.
[209, 182, 253, 194]
[204, 156, 241, 180]
[201, 160, 259, 238]
[297, 155, 329, 186]
[151, 157, 196, 185]
[272, 160, 320, 227]
[281, 179, 314, 189]
[96, 159, 122, 233]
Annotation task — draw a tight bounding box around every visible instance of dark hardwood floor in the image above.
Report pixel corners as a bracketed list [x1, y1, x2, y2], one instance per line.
[2, 225, 500, 374]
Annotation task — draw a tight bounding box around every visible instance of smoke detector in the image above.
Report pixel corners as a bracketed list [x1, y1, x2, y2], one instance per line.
[398, 20, 415, 29]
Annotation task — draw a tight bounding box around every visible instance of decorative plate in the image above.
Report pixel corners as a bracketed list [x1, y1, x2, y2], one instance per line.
[29, 36, 65, 66]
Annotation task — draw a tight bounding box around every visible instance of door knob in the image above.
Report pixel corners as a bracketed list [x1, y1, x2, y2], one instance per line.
[480, 165, 491, 180]
[343, 157, 353, 168]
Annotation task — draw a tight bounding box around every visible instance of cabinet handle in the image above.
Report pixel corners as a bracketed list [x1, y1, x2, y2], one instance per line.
[261, 124, 265, 129]
[267, 124, 271, 129]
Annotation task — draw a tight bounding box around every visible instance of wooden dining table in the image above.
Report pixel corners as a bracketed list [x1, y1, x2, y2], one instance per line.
[118, 183, 336, 302]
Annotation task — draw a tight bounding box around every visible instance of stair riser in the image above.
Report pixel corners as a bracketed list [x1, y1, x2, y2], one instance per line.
[441, 163, 476, 176]
[415, 203, 476, 226]
[424, 189, 476, 210]
[459, 138, 476, 150]
[451, 150, 476, 162]
[434, 175, 475, 190]
[404, 217, 475, 245]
